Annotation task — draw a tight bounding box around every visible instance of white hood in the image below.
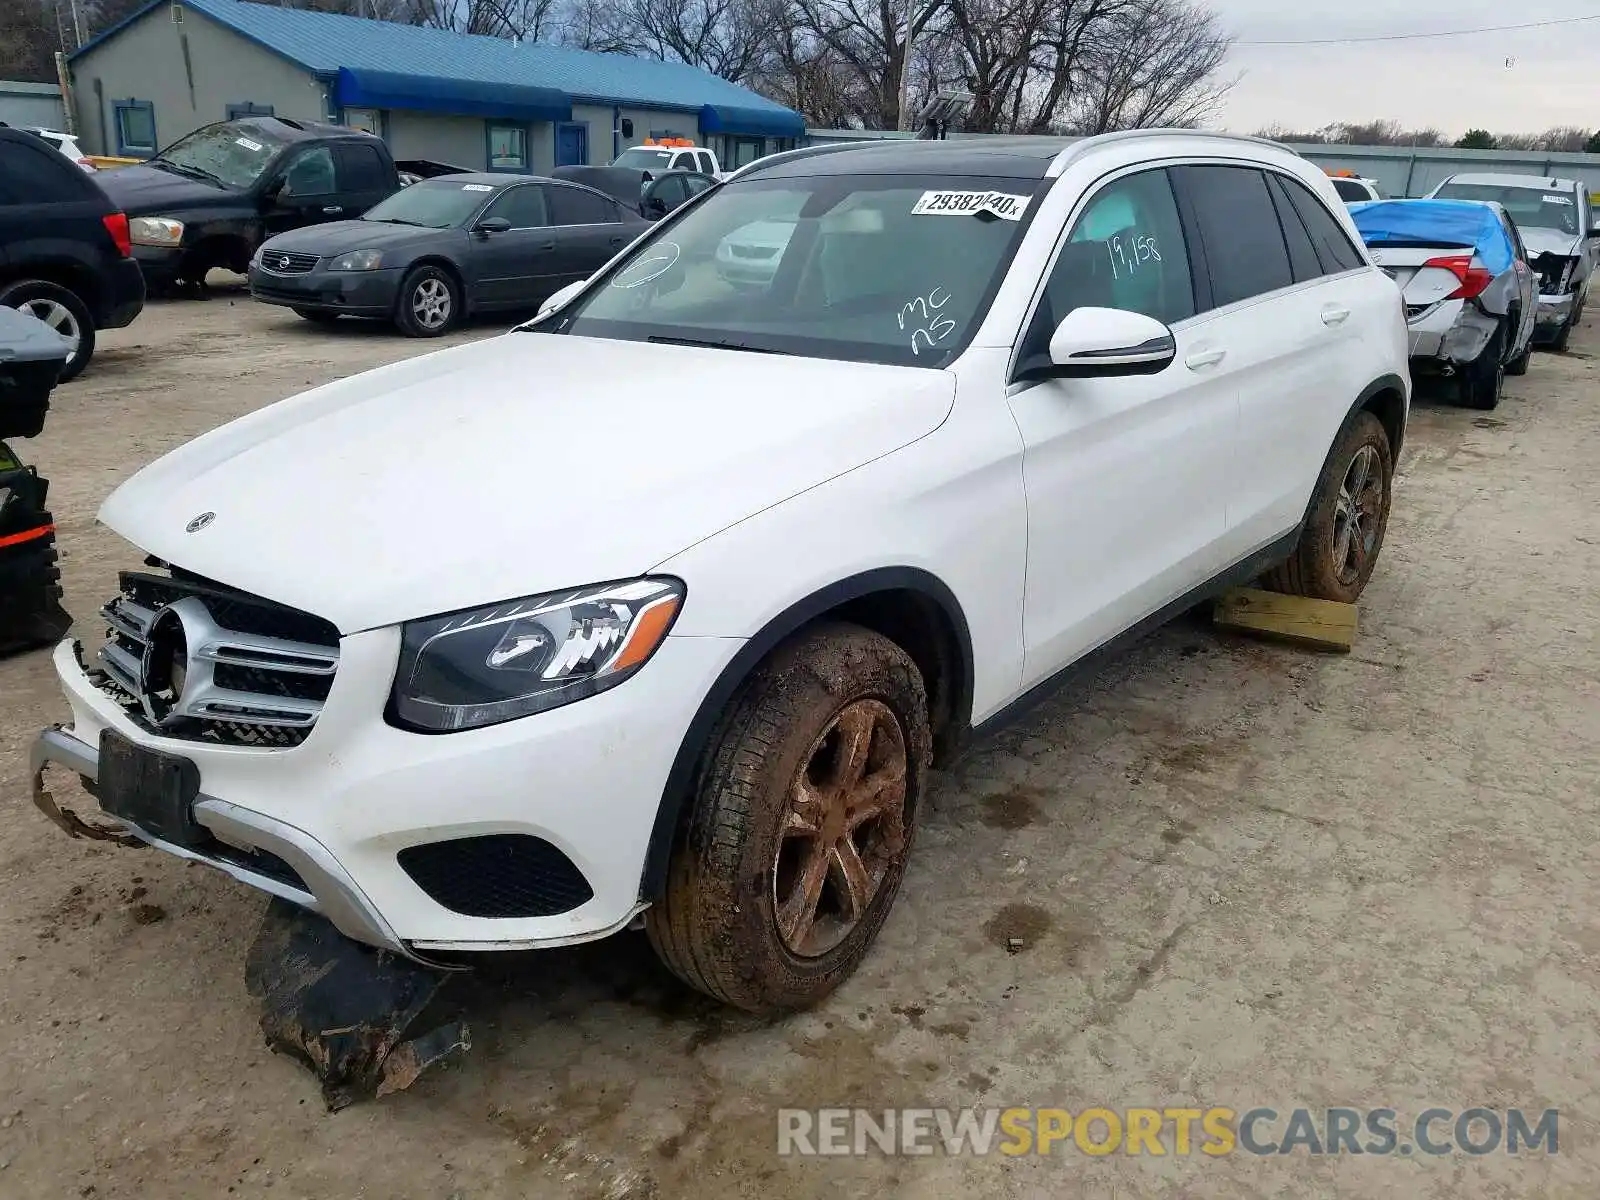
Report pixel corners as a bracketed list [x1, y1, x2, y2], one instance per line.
[100, 333, 954, 632]
[1519, 227, 1584, 259]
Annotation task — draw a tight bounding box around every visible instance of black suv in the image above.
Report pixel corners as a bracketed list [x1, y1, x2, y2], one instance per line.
[0, 127, 145, 381]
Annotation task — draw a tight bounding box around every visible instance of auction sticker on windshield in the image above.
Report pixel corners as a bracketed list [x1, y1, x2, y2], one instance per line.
[462, 184, 493, 192]
[913, 190, 1030, 221]
[235, 137, 263, 152]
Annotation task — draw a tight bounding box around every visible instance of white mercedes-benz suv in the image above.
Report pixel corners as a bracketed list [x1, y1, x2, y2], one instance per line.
[32, 131, 1409, 1013]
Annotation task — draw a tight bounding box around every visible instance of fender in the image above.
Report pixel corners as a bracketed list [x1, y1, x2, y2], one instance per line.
[1291, 373, 1408, 532]
[639, 566, 974, 900]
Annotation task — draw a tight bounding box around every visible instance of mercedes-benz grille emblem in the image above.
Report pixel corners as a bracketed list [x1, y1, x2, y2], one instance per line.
[186, 512, 215, 533]
[139, 605, 190, 725]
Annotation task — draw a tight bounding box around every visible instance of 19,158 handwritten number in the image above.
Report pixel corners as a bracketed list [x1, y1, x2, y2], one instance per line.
[1106, 233, 1160, 280]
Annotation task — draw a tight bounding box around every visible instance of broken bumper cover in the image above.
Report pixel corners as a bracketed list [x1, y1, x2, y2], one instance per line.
[31, 722, 413, 957]
[1533, 291, 1577, 338]
[1407, 299, 1497, 369]
[30, 629, 732, 955]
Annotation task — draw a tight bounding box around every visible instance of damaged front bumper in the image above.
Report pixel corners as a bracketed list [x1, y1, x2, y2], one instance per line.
[29, 721, 416, 961]
[1534, 290, 1577, 339]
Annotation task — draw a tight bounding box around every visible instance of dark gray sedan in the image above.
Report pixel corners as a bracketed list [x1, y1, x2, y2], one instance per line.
[248, 172, 654, 336]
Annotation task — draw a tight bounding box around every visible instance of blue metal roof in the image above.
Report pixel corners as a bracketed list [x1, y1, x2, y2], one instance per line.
[74, 0, 803, 136]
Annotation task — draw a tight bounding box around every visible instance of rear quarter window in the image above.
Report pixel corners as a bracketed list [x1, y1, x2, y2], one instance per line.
[1280, 177, 1366, 274]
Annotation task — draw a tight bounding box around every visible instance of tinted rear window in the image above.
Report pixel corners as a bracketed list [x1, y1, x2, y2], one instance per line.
[548, 185, 619, 225]
[1177, 165, 1292, 308]
[0, 136, 97, 205]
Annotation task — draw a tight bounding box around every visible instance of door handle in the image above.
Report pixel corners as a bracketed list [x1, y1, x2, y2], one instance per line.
[610, 236, 625, 248]
[1184, 348, 1227, 370]
[321, 205, 343, 215]
[1320, 304, 1351, 326]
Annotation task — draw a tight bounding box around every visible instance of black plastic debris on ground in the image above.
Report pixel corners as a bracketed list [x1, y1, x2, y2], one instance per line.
[244, 898, 470, 1111]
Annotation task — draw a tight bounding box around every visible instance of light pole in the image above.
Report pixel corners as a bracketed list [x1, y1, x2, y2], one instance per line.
[896, 0, 916, 131]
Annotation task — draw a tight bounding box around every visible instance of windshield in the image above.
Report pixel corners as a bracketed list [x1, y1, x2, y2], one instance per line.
[363, 179, 496, 228]
[546, 173, 1039, 367]
[1433, 183, 1580, 235]
[613, 147, 676, 170]
[154, 121, 289, 189]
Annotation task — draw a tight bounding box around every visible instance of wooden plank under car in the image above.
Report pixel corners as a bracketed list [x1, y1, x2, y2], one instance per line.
[1213, 586, 1357, 653]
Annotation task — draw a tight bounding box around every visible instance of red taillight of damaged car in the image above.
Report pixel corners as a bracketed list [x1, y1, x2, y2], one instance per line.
[1422, 254, 1493, 301]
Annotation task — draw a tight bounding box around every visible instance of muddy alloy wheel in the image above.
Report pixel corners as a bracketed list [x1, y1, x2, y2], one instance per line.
[1262, 410, 1393, 604]
[646, 623, 931, 1014]
[772, 698, 909, 958]
[1330, 444, 1384, 589]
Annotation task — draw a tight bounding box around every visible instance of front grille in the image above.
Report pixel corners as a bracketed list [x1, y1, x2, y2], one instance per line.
[260, 251, 319, 275]
[92, 568, 340, 748]
[397, 835, 594, 918]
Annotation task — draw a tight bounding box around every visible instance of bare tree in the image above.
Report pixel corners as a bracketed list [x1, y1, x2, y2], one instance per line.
[564, 0, 770, 80]
[787, 0, 946, 129]
[1064, 0, 1231, 134]
[401, 0, 564, 40]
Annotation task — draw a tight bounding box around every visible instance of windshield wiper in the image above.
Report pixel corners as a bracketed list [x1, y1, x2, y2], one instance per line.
[151, 159, 226, 186]
[367, 217, 432, 227]
[645, 334, 790, 355]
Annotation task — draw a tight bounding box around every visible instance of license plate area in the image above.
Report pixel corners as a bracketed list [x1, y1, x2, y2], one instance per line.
[97, 729, 205, 847]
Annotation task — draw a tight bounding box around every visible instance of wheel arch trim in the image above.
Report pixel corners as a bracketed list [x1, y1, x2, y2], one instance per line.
[639, 566, 974, 900]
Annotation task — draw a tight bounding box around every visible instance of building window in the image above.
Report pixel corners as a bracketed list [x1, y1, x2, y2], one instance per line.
[227, 102, 274, 120]
[341, 108, 382, 136]
[487, 124, 528, 171]
[730, 136, 764, 168]
[113, 99, 157, 157]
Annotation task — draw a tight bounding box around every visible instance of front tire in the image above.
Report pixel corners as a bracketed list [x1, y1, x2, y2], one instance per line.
[394, 265, 459, 337]
[1263, 410, 1393, 604]
[646, 623, 931, 1014]
[0, 280, 95, 382]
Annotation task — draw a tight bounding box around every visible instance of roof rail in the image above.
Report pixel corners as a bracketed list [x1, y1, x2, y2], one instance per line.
[725, 140, 862, 182]
[1044, 128, 1299, 178]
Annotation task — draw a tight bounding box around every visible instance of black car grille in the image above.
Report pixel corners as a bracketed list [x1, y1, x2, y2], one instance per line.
[93, 567, 340, 748]
[260, 251, 319, 275]
[397, 835, 595, 918]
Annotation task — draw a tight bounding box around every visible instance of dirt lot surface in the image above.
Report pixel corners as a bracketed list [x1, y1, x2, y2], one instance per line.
[2, 281, 1598, 1198]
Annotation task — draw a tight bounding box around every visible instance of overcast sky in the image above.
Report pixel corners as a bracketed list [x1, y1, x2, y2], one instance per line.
[1214, 1, 1600, 136]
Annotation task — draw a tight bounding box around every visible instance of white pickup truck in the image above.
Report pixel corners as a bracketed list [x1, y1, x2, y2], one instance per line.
[612, 142, 723, 180]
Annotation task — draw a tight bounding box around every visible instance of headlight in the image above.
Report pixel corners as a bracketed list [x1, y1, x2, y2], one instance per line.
[390, 578, 684, 732]
[329, 248, 384, 272]
[128, 216, 184, 247]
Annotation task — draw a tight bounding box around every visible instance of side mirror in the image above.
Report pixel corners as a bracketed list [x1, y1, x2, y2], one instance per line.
[1046, 307, 1176, 378]
[474, 216, 512, 236]
[260, 176, 286, 205]
[535, 278, 587, 319]
[642, 195, 669, 219]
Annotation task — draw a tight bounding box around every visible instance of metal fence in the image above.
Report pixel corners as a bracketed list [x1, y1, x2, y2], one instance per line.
[802, 128, 1600, 197]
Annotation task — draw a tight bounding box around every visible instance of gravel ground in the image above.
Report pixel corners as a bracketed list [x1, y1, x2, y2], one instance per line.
[1, 281, 1597, 1198]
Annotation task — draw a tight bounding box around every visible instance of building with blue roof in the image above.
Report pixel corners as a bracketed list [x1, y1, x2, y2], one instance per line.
[66, 0, 804, 171]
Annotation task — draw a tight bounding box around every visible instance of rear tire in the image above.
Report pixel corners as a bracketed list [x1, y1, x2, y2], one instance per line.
[646, 623, 931, 1014]
[0, 280, 95, 383]
[1459, 322, 1505, 409]
[394, 265, 459, 337]
[1262, 410, 1393, 604]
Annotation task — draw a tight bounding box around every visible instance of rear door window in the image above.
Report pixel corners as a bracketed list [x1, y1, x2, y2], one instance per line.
[548, 184, 619, 225]
[1280, 177, 1366, 274]
[336, 142, 390, 192]
[1175, 165, 1292, 309]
